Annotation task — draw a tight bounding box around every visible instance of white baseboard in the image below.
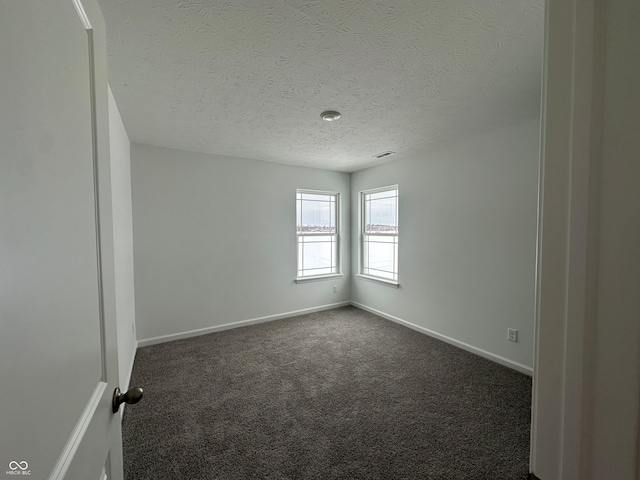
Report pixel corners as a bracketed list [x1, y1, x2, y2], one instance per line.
[138, 301, 351, 348]
[351, 301, 533, 376]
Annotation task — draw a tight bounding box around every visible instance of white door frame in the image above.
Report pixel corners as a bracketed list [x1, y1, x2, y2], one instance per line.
[531, 0, 601, 476]
[532, 0, 640, 478]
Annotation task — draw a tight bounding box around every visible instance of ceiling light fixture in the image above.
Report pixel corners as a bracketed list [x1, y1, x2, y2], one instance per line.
[321, 110, 341, 122]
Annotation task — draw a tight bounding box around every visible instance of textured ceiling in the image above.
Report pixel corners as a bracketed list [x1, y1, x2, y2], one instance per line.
[99, 0, 544, 172]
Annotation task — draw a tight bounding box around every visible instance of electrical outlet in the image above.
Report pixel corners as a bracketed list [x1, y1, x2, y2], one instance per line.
[333, 284, 338, 293]
[507, 328, 518, 343]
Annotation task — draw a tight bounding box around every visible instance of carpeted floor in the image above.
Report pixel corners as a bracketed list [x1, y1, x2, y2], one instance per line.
[123, 306, 531, 479]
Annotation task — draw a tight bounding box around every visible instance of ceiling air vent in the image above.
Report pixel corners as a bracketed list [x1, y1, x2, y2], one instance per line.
[372, 151, 395, 159]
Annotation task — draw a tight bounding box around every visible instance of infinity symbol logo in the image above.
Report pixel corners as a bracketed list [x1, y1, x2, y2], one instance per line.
[8, 461, 28, 471]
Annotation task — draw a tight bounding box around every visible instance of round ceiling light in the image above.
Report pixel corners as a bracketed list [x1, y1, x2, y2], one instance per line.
[321, 110, 341, 122]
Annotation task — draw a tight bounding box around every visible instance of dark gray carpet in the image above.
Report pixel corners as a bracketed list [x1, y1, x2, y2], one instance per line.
[123, 306, 531, 479]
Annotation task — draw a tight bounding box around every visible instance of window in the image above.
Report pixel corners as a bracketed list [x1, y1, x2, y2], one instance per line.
[296, 190, 340, 280]
[360, 186, 399, 284]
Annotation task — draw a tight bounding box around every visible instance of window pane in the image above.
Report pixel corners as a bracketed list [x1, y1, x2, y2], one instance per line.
[297, 197, 336, 233]
[298, 234, 338, 276]
[366, 239, 394, 271]
[296, 190, 339, 278]
[361, 186, 398, 281]
[364, 188, 398, 234]
[302, 239, 332, 269]
[369, 198, 397, 229]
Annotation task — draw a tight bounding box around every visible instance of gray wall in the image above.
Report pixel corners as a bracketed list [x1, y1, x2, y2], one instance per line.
[351, 119, 539, 371]
[108, 87, 138, 390]
[131, 144, 351, 342]
[589, 0, 640, 473]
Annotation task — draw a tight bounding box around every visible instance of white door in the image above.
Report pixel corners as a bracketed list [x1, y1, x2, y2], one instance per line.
[0, 1, 127, 479]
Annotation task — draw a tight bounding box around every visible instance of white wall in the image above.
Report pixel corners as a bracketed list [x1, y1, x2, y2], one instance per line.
[351, 119, 540, 372]
[130, 144, 351, 343]
[108, 86, 138, 390]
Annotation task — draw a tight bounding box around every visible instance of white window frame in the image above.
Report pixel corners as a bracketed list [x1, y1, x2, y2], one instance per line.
[295, 189, 342, 283]
[358, 185, 399, 287]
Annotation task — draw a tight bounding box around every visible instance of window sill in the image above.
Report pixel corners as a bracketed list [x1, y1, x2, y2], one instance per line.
[356, 274, 400, 288]
[295, 274, 343, 284]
